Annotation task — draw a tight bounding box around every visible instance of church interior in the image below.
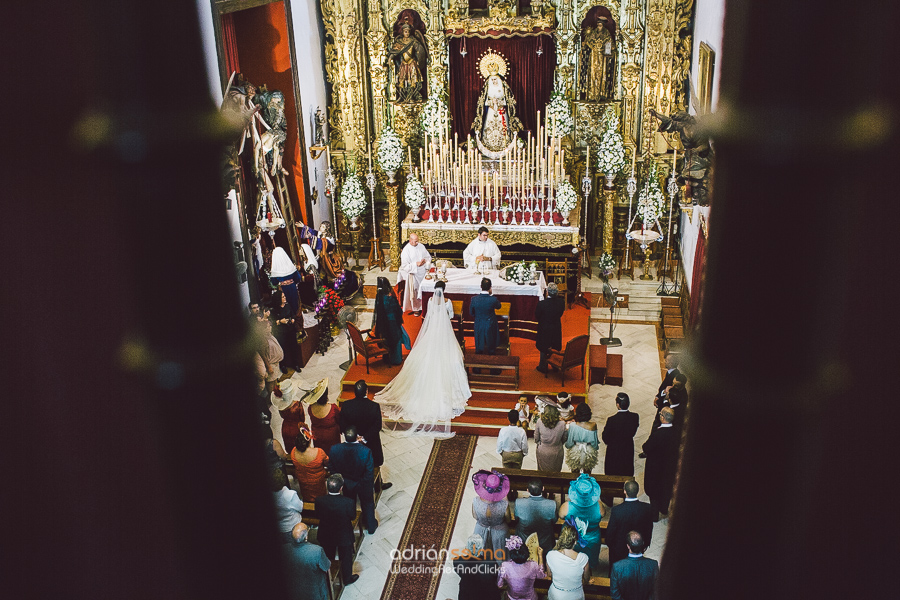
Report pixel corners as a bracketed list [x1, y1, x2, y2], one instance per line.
[7, 1, 900, 599]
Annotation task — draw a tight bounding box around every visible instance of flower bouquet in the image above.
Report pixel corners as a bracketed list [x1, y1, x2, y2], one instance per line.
[314, 285, 345, 353]
[404, 171, 426, 221]
[545, 91, 574, 138]
[503, 261, 532, 285]
[339, 174, 366, 224]
[377, 125, 403, 182]
[597, 252, 616, 280]
[420, 92, 450, 138]
[637, 161, 667, 225]
[596, 109, 626, 181]
[556, 180, 578, 224]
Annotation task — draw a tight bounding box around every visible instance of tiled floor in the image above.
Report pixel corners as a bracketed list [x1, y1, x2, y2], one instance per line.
[271, 274, 670, 600]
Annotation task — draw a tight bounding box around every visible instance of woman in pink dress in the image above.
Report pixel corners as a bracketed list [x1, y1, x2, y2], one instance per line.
[498, 535, 545, 600]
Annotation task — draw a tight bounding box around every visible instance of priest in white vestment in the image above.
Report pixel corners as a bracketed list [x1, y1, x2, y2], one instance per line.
[463, 227, 502, 270]
[398, 233, 431, 313]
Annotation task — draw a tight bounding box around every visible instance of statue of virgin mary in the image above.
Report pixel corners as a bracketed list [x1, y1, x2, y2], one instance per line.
[470, 50, 522, 153]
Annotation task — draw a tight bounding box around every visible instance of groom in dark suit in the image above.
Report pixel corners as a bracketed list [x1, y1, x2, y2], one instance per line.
[470, 277, 500, 354]
[602, 392, 640, 477]
[534, 282, 565, 373]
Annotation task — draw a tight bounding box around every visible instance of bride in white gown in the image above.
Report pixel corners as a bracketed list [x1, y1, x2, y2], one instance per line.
[374, 288, 471, 437]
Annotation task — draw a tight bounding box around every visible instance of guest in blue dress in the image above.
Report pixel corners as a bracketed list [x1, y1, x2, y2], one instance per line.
[562, 473, 605, 572]
[270, 246, 302, 315]
[373, 277, 409, 365]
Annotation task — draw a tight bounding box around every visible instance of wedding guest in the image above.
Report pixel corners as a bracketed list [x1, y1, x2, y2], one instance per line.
[556, 392, 574, 422]
[373, 277, 409, 365]
[270, 289, 300, 372]
[545, 525, 590, 600]
[534, 405, 568, 472]
[314, 474, 359, 585]
[535, 283, 565, 373]
[559, 474, 604, 572]
[516, 396, 531, 430]
[263, 421, 289, 472]
[472, 470, 511, 560]
[565, 403, 599, 474]
[497, 535, 545, 600]
[272, 467, 303, 543]
[497, 409, 529, 469]
[340, 380, 392, 490]
[272, 379, 305, 454]
[290, 427, 329, 502]
[454, 534, 501, 600]
[281, 523, 331, 600]
[308, 387, 341, 454]
[259, 317, 284, 394]
[515, 479, 558, 559]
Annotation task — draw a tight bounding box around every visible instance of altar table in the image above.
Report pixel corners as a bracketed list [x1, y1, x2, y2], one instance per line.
[420, 268, 547, 337]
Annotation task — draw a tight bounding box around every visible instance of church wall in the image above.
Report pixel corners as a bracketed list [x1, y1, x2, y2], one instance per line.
[680, 0, 724, 291]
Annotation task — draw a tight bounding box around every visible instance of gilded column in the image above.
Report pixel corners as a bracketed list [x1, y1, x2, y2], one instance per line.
[553, 0, 577, 96]
[386, 182, 401, 270]
[617, 0, 645, 152]
[603, 183, 615, 254]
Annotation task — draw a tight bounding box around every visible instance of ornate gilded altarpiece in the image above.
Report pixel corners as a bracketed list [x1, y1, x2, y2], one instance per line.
[319, 0, 695, 262]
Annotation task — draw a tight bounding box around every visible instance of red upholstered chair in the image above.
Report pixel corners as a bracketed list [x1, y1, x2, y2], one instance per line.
[347, 322, 388, 373]
[545, 334, 590, 385]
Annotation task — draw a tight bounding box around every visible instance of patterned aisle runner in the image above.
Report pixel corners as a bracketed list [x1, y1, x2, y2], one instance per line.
[379, 434, 478, 600]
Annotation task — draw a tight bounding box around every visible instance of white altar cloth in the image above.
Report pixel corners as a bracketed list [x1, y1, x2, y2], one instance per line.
[420, 268, 547, 298]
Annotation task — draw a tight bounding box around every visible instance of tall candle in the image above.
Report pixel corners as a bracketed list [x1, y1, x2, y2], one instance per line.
[631, 150, 636, 177]
[673, 147, 678, 171]
[408, 145, 413, 172]
[585, 144, 589, 171]
[368, 142, 372, 169]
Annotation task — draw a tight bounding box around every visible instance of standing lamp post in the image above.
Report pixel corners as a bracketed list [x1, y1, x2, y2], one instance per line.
[572, 159, 593, 309]
[657, 169, 679, 295]
[619, 166, 637, 280]
[365, 166, 386, 271]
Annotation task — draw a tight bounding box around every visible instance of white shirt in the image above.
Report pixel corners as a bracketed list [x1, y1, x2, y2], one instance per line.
[399, 242, 431, 280]
[463, 237, 501, 269]
[273, 487, 303, 533]
[497, 425, 528, 455]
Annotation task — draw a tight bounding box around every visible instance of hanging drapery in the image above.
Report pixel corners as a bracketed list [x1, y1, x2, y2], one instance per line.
[448, 36, 556, 144]
[689, 228, 707, 329]
[221, 13, 240, 77]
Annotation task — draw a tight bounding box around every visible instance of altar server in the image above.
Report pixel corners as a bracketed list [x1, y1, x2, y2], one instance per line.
[398, 233, 431, 314]
[463, 226, 502, 270]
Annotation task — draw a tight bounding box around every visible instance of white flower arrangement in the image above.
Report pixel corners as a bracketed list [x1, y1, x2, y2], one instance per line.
[339, 174, 367, 219]
[403, 172, 426, 210]
[597, 252, 616, 277]
[545, 91, 574, 137]
[377, 125, 403, 173]
[504, 261, 532, 284]
[556, 180, 578, 214]
[420, 93, 450, 138]
[596, 110, 626, 176]
[637, 161, 667, 224]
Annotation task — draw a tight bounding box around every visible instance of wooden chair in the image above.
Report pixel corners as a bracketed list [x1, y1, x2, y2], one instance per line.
[545, 259, 571, 306]
[545, 334, 590, 385]
[347, 322, 388, 373]
[451, 300, 465, 347]
[496, 301, 511, 355]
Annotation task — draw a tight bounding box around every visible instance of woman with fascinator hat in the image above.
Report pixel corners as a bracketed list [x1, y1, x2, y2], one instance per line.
[471, 469, 512, 560]
[558, 473, 605, 572]
[290, 425, 330, 502]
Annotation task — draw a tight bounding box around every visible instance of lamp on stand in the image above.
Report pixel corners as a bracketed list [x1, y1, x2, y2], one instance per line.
[619, 166, 637, 280]
[366, 166, 386, 271]
[572, 158, 592, 309]
[657, 168, 679, 296]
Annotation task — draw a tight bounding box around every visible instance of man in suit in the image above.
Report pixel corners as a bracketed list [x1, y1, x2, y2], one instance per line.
[514, 479, 557, 559]
[602, 392, 640, 476]
[651, 371, 687, 430]
[534, 282, 565, 373]
[314, 475, 360, 585]
[605, 480, 655, 566]
[470, 277, 500, 354]
[328, 426, 378, 533]
[641, 407, 680, 520]
[281, 523, 332, 600]
[339, 380, 392, 491]
[656, 353, 681, 398]
[610, 531, 659, 600]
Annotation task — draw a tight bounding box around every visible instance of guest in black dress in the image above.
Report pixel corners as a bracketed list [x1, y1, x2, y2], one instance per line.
[270, 290, 299, 371]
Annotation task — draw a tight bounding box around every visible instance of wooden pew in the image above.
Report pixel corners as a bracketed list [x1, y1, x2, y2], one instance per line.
[534, 575, 612, 600]
[464, 352, 520, 388]
[496, 468, 631, 502]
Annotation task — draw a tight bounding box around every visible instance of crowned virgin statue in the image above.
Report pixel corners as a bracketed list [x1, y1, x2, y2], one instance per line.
[471, 50, 522, 154]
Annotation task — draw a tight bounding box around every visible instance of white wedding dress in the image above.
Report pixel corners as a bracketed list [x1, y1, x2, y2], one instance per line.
[374, 289, 471, 437]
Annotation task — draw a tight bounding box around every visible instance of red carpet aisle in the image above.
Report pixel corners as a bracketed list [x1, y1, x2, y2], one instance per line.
[379, 434, 478, 600]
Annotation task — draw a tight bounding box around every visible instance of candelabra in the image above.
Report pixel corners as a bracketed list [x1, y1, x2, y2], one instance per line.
[657, 171, 679, 296]
[365, 166, 385, 270]
[619, 170, 637, 280]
